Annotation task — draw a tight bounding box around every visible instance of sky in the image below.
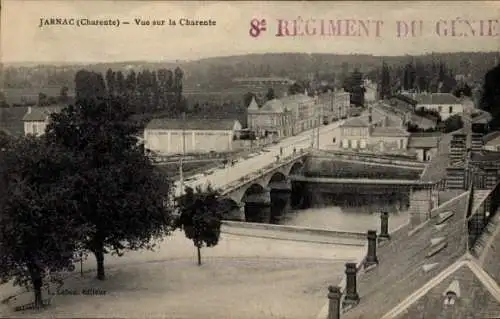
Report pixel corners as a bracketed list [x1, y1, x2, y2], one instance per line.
[1, 0, 499, 63]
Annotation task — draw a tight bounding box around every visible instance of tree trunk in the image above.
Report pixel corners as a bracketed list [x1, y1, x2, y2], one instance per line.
[197, 246, 202, 266]
[93, 239, 106, 280]
[28, 265, 43, 309]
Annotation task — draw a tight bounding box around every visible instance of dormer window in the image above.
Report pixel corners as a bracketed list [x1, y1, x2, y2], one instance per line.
[436, 211, 454, 225]
[444, 291, 457, 305]
[443, 280, 460, 306]
[427, 237, 448, 258]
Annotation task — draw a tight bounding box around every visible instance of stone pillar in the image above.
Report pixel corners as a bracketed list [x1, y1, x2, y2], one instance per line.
[269, 187, 291, 224]
[342, 263, 360, 308]
[327, 286, 342, 319]
[364, 230, 379, 268]
[379, 212, 390, 240]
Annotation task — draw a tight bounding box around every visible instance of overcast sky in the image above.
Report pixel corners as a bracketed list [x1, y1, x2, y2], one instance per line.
[1, 1, 499, 63]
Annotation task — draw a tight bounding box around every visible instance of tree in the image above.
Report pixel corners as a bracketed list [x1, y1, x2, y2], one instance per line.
[44, 97, 174, 280]
[439, 114, 463, 133]
[38, 92, 48, 106]
[266, 87, 275, 101]
[176, 185, 222, 266]
[480, 64, 500, 130]
[243, 92, 256, 108]
[58, 86, 70, 104]
[379, 62, 391, 99]
[0, 136, 86, 308]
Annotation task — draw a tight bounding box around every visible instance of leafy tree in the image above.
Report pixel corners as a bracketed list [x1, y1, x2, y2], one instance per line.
[58, 86, 70, 104]
[379, 62, 391, 99]
[44, 97, 174, 280]
[266, 87, 275, 101]
[243, 92, 256, 108]
[438, 114, 463, 133]
[0, 136, 86, 308]
[38, 92, 48, 106]
[176, 185, 222, 266]
[480, 64, 500, 130]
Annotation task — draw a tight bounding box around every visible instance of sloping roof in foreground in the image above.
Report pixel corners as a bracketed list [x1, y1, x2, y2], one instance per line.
[145, 118, 239, 131]
[342, 191, 470, 319]
[392, 260, 500, 319]
[22, 105, 64, 122]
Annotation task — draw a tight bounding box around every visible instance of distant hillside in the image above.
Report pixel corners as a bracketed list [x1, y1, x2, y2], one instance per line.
[3, 51, 499, 91]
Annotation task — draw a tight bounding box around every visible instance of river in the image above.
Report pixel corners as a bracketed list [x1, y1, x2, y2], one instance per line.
[281, 205, 410, 233]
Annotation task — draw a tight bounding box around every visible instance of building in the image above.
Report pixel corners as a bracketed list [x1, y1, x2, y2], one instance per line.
[0, 107, 30, 136]
[329, 186, 500, 319]
[281, 93, 321, 134]
[144, 118, 242, 155]
[318, 89, 350, 123]
[404, 93, 464, 121]
[484, 131, 500, 151]
[22, 105, 64, 136]
[407, 132, 441, 161]
[331, 116, 409, 152]
[246, 96, 293, 138]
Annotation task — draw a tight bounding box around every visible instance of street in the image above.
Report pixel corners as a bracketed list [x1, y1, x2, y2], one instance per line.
[174, 120, 345, 196]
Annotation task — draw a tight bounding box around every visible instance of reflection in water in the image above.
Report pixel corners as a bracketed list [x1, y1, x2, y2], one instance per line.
[282, 205, 409, 233]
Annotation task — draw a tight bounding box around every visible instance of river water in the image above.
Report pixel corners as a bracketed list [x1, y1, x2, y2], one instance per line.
[281, 205, 410, 233]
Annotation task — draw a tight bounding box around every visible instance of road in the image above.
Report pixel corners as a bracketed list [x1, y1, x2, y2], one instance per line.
[173, 120, 345, 197]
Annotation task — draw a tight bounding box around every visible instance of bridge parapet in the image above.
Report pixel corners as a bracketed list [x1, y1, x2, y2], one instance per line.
[220, 152, 308, 197]
[310, 149, 425, 169]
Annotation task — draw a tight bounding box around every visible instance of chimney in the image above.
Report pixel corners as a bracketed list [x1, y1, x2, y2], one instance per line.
[327, 286, 342, 319]
[364, 230, 379, 269]
[283, 91, 288, 98]
[342, 262, 360, 309]
[27, 106, 32, 114]
[304, 88, 308, 96]
[379, 212, 390, 240]
[368, 106, 373, 125]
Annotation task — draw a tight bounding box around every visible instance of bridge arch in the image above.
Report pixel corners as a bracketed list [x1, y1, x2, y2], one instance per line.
[218, 197, 242, 220]
[289, 161, 304, 176]
[241, 183, 266, 203]
[267, 171, 287, 186]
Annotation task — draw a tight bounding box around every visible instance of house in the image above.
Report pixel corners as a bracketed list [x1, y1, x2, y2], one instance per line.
[144, 118, 242, 155]
[407, 132, 442, 161]
[330, 116, 409, 152]
[0, 107, 30, 136]
[246, 97, 293, 138]
[404, 93, 463, 121]
[483, 131, 500, 151]
[22, 105, 64, 136]
[317, 89, 350, 123]
[323, 186, 500, 319]
[280, 92, 321, 134]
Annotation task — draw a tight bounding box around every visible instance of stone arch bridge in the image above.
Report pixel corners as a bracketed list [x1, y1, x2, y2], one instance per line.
[218, 154, 306, 223]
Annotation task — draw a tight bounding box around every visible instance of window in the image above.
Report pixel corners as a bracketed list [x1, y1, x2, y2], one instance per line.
[360, 139, 367, 149]
[449, 106, 453, 114]
[32, 123, 38, 134]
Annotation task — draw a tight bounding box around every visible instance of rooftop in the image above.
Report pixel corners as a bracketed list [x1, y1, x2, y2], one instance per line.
[22, 105, 64, 122]
[484, 131, 500, 144]
[145, 118, 239, 131]
[408, 133, 442, 149]
[405, 93, 462, 105]
[371, 126, 410, 137]
[342, 191, 471, 319]
[340, 117, 369, 128]
[470, 150, 500, 163]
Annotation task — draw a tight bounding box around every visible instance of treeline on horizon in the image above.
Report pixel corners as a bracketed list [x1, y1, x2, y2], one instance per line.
[3, 51, 499, 90]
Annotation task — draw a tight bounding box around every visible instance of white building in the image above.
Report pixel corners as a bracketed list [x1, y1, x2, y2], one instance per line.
[405, 93, 463, 121]
[22, 105, 63, 136]
[247, 97, 293, 138]
[144, 118, 243, 155]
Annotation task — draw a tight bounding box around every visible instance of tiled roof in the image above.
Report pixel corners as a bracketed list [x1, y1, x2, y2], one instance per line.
[484, 131, 500, 145]
[408, 134, 441, 149]
[260, 99, 285, 113]
[340, 117, 369, 128]
[22, 105, 64, 122]
[342, 192, 470, 319]
[392, 261, 500, 319]
[475, 213, 500, 285]
[145, 118, 239, 131]
[371, 126, 410, 137]
[0, 107, 29, 136]
[409, 93, 462, 105]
